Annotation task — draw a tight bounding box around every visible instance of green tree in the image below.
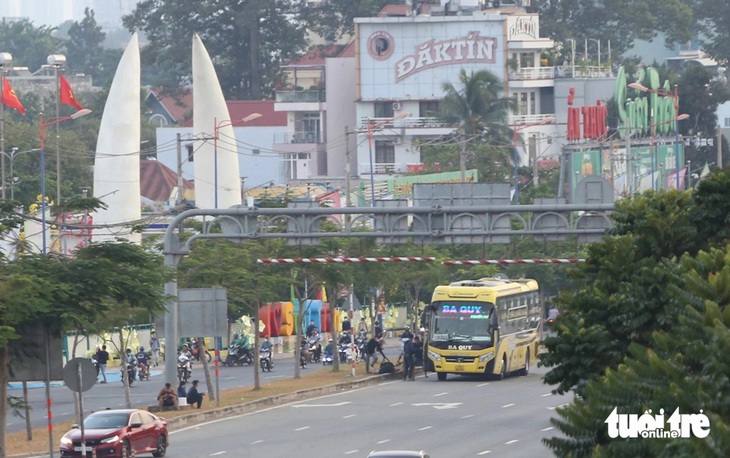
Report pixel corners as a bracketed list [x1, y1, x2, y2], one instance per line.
[535, 0, 694, 58]
[299, 0, 394, 42]
[123, 0, 308, 99]
[539, 189, 698, 395]
[692, 0, 730, 64]
[439, 69, 514, 180]
[0, 233, 170, 455]
[65, 8, 106, 80]
[544, 246, 730, 456]
[0, 19, 60, 71]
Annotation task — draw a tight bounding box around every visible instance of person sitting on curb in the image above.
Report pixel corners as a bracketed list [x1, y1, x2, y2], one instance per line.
[186, 379, 205, 409]
[157, 382, 179, 411]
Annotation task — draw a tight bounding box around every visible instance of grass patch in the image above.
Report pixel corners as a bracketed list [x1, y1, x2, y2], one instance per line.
[7, 361, 377, 456]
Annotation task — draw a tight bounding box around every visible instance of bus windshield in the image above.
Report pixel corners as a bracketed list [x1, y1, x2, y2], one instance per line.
[430, 301, 494, 343]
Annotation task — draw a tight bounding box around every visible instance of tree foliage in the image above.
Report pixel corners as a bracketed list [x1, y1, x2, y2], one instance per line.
[540, 169, 730, 454]
[299, 0, 394, 43]
[123, 0, 308, 99]
[534, 0, 694, 58]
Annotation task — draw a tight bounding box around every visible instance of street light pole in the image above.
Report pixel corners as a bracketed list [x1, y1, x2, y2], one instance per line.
[628, 82, 684, 189]
[512, 116, 555, 204]
[39, 109, 91, 254]
[213, 113, 262, 209]
[365, 111, 410, 207]
[0, 52, 11, 200]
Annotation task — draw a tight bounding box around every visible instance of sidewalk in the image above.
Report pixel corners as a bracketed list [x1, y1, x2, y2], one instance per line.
[7, 369, 163, 391]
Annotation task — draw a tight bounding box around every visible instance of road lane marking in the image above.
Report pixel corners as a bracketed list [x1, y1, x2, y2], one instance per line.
[477, 382, 490, 387]
[345, 450, 359, 455]
[295, 426, 310, 431]
[210, 452, 226, 456]
[541, 393, 553, 397]
[501, 403, 515, 408]
[433, 392, 448, 397]
[292, 401, 351, 408]
[461, 414, 475, 419]
[343, 414, 356, 419]
[477, 451, 491, 455]
[541, 427, 554, 431]
[412, 402, 461, 409]
[390, 402, 403, 406]
[251, 440, 264, 444]
[377, 440, 390, 444]
[418, 426, 432, 431]
[505, 440, 518, 445]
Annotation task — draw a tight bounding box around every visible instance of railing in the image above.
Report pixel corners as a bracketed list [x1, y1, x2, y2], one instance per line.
[510, 66, 555, 80]
[554, 65, 613, 79]
[509, 114, 557, 125]
[359, 163, 405, 175]
[273, 131, 321, 144]
[358, 117, 451, 130]
[275, 90, 326, 103]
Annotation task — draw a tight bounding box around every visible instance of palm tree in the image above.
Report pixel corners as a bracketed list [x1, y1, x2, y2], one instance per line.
[440, 69, 514, 181]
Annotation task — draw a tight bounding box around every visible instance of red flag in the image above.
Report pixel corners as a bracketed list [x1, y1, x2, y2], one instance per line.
[59, 75, 84, 110]
[1, 77, 26, 115]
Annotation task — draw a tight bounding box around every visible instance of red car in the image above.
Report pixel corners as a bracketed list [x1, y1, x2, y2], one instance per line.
[60, 409, 168, 457]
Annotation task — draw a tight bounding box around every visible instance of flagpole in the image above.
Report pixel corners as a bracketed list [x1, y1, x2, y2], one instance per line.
[0, 53, 10, 200]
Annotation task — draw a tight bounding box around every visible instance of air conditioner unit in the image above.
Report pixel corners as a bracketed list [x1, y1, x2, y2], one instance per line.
[392, 102, 401, 111]
[393, 137, 403, 145]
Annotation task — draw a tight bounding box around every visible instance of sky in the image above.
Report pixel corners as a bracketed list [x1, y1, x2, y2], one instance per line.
[0, 0, 138, 30]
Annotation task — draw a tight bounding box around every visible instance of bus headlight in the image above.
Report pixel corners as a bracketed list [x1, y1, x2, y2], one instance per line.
[479, 351, 494, 363]
[428, 350, 441, 362]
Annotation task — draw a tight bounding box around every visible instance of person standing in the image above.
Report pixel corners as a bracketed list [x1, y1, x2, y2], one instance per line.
[96, 345, 109, 383]
[364, 334, 386, 374]
[186, 380, 205, 408]
[149, 330, 160, 367]
[402, 334, 416, 380]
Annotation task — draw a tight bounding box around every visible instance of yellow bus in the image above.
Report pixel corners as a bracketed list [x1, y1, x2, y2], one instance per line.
[425, 277, 542, 381]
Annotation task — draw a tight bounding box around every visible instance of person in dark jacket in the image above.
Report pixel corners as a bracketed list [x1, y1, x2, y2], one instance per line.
[402, 334, 416, 380]
[365, 334, 386, 374]
[186, 379, 205, 408]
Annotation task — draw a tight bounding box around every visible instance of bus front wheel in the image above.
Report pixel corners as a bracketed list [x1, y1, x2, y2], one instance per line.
[437, 372, 447, 381]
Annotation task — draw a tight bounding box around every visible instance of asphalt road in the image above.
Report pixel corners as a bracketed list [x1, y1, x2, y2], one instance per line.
[165, 364, 566, 458]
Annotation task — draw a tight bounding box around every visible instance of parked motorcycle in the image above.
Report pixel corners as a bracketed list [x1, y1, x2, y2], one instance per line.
[339, 343, 353, 363]
[177, 354, 192, 383]
[226, 343, 254, 367]
[260, 348, 273, 372]
[322, 350, 333, 366]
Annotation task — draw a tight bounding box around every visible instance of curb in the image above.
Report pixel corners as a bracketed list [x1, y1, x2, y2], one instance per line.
[166, 370, 399, 429]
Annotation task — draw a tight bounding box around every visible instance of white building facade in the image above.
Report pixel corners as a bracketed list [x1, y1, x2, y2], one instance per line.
[349, 4, 558, 191]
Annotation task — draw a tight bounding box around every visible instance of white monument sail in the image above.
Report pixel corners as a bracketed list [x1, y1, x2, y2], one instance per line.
[92, 33, 141, 243]
[192, 33, 240, 209]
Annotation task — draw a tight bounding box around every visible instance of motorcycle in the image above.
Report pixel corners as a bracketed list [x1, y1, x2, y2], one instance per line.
[226, 343, 254, 367]
[308, 338, 322, 363]
[339, 343, 353, 363]
[121, 361, 136, 386]
[184, 339, 212, 363]
[355, 334, 368, 361]
[137, 362, 150, 381]
[322, 349, 333, 366]
[259, 348, 273, 372]
[177, 354, 192, 383]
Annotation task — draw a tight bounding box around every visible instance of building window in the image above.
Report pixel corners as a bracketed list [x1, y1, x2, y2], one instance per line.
[519, 93, 528, 115]
[419, 101, 440, 117]
[530, 92, 536, 115]
[374, 102, 395, 118]
[725, 117, 730, 127]
[375, 141, 395, 164]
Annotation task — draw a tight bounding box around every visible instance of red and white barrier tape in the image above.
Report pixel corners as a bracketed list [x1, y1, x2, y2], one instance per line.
[257, 256, 436, 264]
[441, 258, 584, 265]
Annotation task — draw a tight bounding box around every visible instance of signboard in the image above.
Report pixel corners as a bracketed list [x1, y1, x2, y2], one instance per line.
[8, 326, 64, 381]
[155, 287, 228, 337]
